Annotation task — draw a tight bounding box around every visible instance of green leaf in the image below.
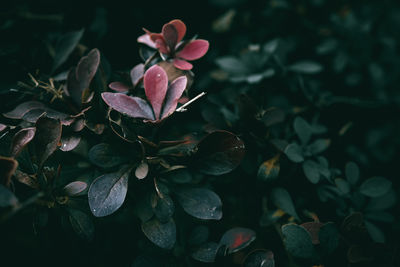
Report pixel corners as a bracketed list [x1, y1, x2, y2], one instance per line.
[191, 242, 221, 263]
[0, 184, 18, 207]
[364, 221, 385, 243]
[271, 187, 299, 220]
[88, 143, 127, 169]
[359, 176, 392, 198]
[88, 167, 130, 217]
[302, 160, 321, 184]
[345, 162, 360, 185]
[215, 56, 247, 74]
[365, 189, 396, 211]
[243, 249, 275, 267]
[281, 224, 316, 258]
[294, 117, 312, 144]
[307, 139, 330, 155]
[319, 222, 339, 255]
[141, 217, 176, 249]
[288, 61, 323, 74]
[365, 211, 394, 223]
[68, 208, 94, 241]
[52, 29, 84, 72]
[335, 178, 350, 194]
[284, 143, 304, 163]
[175, 187, 222, 220]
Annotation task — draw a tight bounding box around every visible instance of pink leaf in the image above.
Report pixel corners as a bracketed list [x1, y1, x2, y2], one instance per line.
[143, 65, 168, 120]
[155, 38, 169, 54]
[130, 63, 145, 87]
[161, 76, 187, 119]
[3, 101, 45, 119]
[177, 40, 209, 61]
[169, 19, 186, 44]
[162, 23, 178, 51]
[173, 59, 193, 70]
[109, 82, 130, 92]
[102, 92, 154, 120]
[137, 34, 157, 49]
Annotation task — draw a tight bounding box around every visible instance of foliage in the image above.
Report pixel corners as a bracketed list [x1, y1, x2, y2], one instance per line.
[1, 1, 400, 266]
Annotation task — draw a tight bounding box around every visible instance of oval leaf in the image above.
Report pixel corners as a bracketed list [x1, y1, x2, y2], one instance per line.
[271, 187, 299, 220]
[194, 131, 245, 175]
[282, 224, 316, 259]
[177, 39, 209, 61]
[88, 168, 130, 217]
[243, 250, 275, 267]
[68, 208, 94, 241]
[10, 127, 36, 157]
[191, 242, 221, 263]
[175, 187, 222, 220]
[219, 227, 256, 254]
[143, 65, 168, 120]
[63, 181, 87, 196]
[102, 93, 154, 120]
[359, 177, 392, 198]
[34, 116, 62, 168]
[141, 217, 176, 249]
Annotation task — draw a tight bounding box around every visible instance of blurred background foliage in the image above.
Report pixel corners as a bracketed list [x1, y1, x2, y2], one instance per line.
[1, 0, 400, 266]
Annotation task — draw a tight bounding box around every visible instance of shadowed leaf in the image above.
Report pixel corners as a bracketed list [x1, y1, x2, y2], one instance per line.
[175, 187, 222, 220]
[60, 135, 81, 151]
[271, 187, 299, 220]
[88, 167, 131, 217]
[194, 131, 245, 175]
[243, 250, 275, 267]
[141, 217, 176, 249]
[192, 242, 221, 263]
[52, 29, 84, 72]
[130, 63, 145, 87]
[68, 208, 94, 241]
[3, 101, 45, 119]
[0, 184, 18, 207]
[282, 224, 316, 259]
[88, 143, 127, 168]
[33, 116, 62, 168]
[10, 127, 36, 157]
[359, 176, 392, 198]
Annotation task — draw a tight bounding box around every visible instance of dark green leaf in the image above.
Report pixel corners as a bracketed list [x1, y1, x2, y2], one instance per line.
[215, 56, 247, 74]
[88, 143, 127, 168]
[0, 156, 18, 186]
[141, 217, 176, 249]
[194, 131, 245, 175]
[284, 143, 304, 163]
[307, 139, 330, 155]
[188, 225, 209, 246]
[302, 160, 321, 184]
[88, 167, 130, 217]
[359, 177, 392, 198]
[175, 188, 222, 220]
[68, 208, 94, 241]
[151, 193, 174, 223]
[365, 211, 394, 223]
[281, 224, 316, 259]
[335, 178, 350, 194]
[288, 61, 323, 74]
[33, 116, 62, 168]
[52, 29, 84, 72]
[191, 242, 221, 263]
[271, 187, 299, 220]
[0, 184, 18, 207]
[364, 221, 385, 243]
[243, 250, 275, 267]
[365, 189, 396, 211]
[294, 117, 312, 144]
[319, 222, 340, 255]
[345, 162, 360, 185]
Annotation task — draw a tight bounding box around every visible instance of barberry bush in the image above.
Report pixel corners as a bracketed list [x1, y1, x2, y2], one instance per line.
[1, 1, 399, 267]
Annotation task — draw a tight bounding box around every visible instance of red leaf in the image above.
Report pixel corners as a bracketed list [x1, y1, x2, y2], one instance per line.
[219, 227, 256, 254]
[109, 82, 130, 92]
[169, 19, 186, 44]
[161, 76, 187, 119]
[155, 38, 169, 54]
[177, 39, 209, 61]
[143, 65, 168, 120]
[10, 127, 36, 157]
[130, 63, 145, 87]
[173, 59, 193, 70]
[162, 23, 178, 51]
[102, 92, 154, 120]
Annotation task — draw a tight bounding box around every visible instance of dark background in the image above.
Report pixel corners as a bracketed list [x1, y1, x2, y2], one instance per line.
[1, 0, 400, 266]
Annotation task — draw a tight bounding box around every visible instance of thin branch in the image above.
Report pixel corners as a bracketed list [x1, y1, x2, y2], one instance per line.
[176, 92, 206, 112]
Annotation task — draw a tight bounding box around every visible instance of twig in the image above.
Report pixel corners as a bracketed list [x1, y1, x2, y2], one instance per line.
[176, 92, 206, 112]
